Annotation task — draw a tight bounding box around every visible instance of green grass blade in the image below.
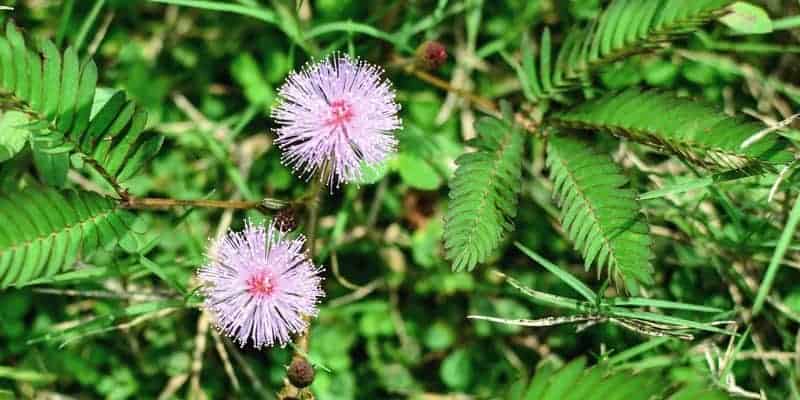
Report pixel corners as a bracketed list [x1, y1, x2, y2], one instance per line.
[753, 194, 800, 315]
[609, 298, 724, 313]
[515, 242, 597, 303]
[609, 308, 734, 335]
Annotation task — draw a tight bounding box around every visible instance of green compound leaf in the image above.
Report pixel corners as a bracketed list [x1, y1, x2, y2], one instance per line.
[515, 357, 732, 400]
[0, 187, 136, 288]
[546, 133, 654, 290]
[550, 89, 793, 172]
[0, 21, 162, 187]
[443, 115, 525, 272]
[516, 0, 736, 102]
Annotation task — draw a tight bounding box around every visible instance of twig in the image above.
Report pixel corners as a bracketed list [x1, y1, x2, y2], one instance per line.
[189, 312, 210, 400]
[86, 11, 115, 59]
[60, 307, 179, 347]
[328, 279, 384, 308]
[330, 250, 361, 290]
[123, 196, 285, 213]
[769, 161, 795, 202]
[405, 65, 499, 116]
[741, 112, 800, 149]
[210, 329, 241, 393]
[224, 338, 272, 398]
[158, 374, 190, 400]
[33, 288, 168, 301]
[401, 62, 539, 134]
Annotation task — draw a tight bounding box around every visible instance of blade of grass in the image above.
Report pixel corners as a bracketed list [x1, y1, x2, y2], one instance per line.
[0, 366, 56, 384]
[609, 298, 724, 313]
[494, 271, 584, 311]
[306, 21, 412, 52]
[73, 0, 106, 52]
[27, 300, 184, 345]
[18, 266, 113, 287]
[718, 326, 751, 383]
[515, 242, 597, 303]
[773, 15, 800, 31]
[56, 0, 75, 46]
[140, 256, 187, 295]
[149, 0, 309, 52]
[638, 169, 750, 200]
[610, 308, 735, 335]
[605, 337, 671, 366]
[753, 194, 800, 315]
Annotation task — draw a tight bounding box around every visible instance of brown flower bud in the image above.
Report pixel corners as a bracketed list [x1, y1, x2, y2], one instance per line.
[274, 206, 299, 232]
[415, 40, 447, 70]
[287, 357, 315, 388]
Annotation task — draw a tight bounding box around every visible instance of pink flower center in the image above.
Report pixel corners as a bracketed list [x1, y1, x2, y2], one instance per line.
[246, 271, 275, 297]
[325, 99, 354, 127]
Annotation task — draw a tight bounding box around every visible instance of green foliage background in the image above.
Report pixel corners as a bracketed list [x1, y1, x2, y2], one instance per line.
[1, 0, 800, 399]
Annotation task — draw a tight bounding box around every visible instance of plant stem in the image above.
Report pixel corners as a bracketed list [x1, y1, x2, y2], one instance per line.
[305, 176, 324, 258]
[123, 197, 286, 212]
[279, 173, 325, 397]
[82, 157, 130, 200]
[400, 61, 539, 133]
[404, 64, 500, 116]
[753, 194, 800, 315]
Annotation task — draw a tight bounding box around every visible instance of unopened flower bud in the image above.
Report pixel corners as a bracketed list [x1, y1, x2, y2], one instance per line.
[415, 41, 447, 70]
[274, 206, 299, 232]
[287, 357, 315, 388]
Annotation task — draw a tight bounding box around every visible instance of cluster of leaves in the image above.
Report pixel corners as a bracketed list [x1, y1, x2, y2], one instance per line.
[0, 19, 163, 288]
[443, 0, 796, 292]
[508, 357, 730, 399]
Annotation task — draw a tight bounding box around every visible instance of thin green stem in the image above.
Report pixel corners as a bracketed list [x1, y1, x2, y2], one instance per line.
[56, 0, 76, 47]
[772, 15, 800, 31]
[148, 0, 310, 52]
[753, 194, 800, 315]
[83, 156, 129, 200]
[73, 0, 106, 52]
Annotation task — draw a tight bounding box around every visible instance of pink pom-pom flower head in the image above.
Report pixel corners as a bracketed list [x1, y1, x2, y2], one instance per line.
[198, 220, 324, 348]
[272, 54, 401, 187]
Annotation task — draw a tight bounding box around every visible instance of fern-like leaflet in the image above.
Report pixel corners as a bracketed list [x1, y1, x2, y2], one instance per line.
[0, 22, 162, 188]
[0, 187, 135, 287]
[551, 89, 793, 172]
[443, 111, 525, 271]
[510, 357, 732, 400]
[546, 133, 654, 290]
[517, 0, 736, 102]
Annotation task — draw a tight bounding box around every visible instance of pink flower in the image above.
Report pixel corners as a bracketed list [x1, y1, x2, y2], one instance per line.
[198, 221, 324, 348]
[272, 54, 401, 187]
